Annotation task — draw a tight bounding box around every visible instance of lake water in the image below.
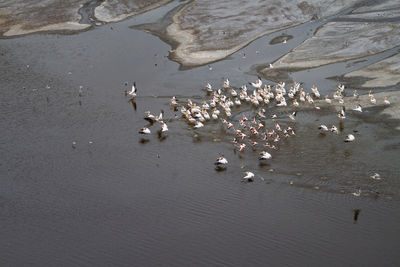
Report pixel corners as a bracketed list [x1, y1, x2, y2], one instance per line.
[1, 1, 400, 266]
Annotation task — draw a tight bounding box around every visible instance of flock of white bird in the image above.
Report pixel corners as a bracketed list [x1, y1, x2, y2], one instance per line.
[127, 77, 389, 193]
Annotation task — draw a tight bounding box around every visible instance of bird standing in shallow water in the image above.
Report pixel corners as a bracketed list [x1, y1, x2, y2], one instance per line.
[242, 171, 255, 182]
[139, 127, 151, 134]
[259, 151, 272, 160]
[352, 188, 361, 197]
[215, 156, 228, 167]
[344, 134, 355, 142]
[126, 82, 137, 97]
[384, 96, 390, 105]
[318, 125, 329, 133]
[370, 173, 381, 180]
[352, 104, 362, 112]
[161, 122, 168, 132]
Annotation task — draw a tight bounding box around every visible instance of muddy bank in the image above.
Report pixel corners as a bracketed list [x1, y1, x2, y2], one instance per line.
[262, 21, 400, 72]
[342, 53, 400, 88]
[94, 0, 172, 22]
[0, 0, 90, 37]
[0, 0, 172, 37]
[163, 0, 359, 67]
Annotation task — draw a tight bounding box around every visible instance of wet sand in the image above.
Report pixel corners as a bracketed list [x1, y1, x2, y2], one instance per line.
[163, 0, 358, 67]
[1, 1, 400, 266]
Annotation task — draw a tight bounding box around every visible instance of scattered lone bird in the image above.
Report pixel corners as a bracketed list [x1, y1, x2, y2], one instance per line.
[384, 96, 390, 105]
[344, 134, 355, 142]
[259, 151, 272, 160]
[370, 173, 381, 180]
[352, 188, 361, 197]
[215, 156, 228, 166]
[139, 127, 151, 134]
[126, 82, 137, 97]
[242, 171, 255, 182]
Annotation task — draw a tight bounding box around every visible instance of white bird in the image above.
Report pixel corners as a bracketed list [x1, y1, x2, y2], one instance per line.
[259, 151, 272, 160]
[269, 63, 274, 69]
[324, 95, 332, 104]
[170, 96, 178, 106]
[330, 125, 339, 134]
[344, 134, 355, 142]
[242, 171, 255, 182]
[337, 106, 346, 119]
[144, 111, 156, 122]
[194, 121, 204, 128]
[384, 96, 390, 105]
[352, 104, 362, 112]
[126, 82, 137, 97]
[215, 156, 228, 166]
[370, 173, 381, 180]
[250, 77, 262, 88]
[205, 83, 213, 92]
[352, 188, 361, 197]
[318, 125, 329, 133]
[139, 127, 151, 134]
[161, 122, 168, 132]
[288, 111, 297, 121]
[224, 78, 230, 88]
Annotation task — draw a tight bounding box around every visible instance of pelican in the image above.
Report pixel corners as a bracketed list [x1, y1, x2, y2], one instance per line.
[259, 151, 272, 160]
[215, 156, 228, 166]
[330, 125, 339, 134]
[170, 96, 178, 106]
[352, 104, 362, 112]
[324, 95, 332, 104]
[126, 82, 137, 97]
[161, 122, 168, 132]
[144, 111, 156, 122]
[242, 171, 255, 182]
[384, 96, 390, 105]
[223, 78, 230, 88]
[352, 189, 361, 197]
[139, 127, 151, 134]
[194, 121, 204, 128]
[370, 173, 381, 180]
[205, 83, 212, 92]
[344, 134, 355, 142]
[250, 77, 262, 88]
[318, 125, 329, 133]
[288, 111, 297, 121]
[337, 106, 346, 119]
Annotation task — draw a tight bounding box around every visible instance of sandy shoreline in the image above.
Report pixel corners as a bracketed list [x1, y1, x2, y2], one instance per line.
[164, 0, 358, 68]
[94, 0, 172, 22]
[0, 0, 172, 38]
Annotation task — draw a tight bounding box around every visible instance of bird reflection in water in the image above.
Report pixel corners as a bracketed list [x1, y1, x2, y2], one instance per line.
[353, 209, 361, 223]
[129, 99, 137, 110]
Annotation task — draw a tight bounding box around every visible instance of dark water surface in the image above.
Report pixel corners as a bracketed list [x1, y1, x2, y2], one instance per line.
[1, 1, 400, 266]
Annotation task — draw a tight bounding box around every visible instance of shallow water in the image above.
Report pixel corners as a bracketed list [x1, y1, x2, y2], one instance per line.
[1, 1, 400, 266]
